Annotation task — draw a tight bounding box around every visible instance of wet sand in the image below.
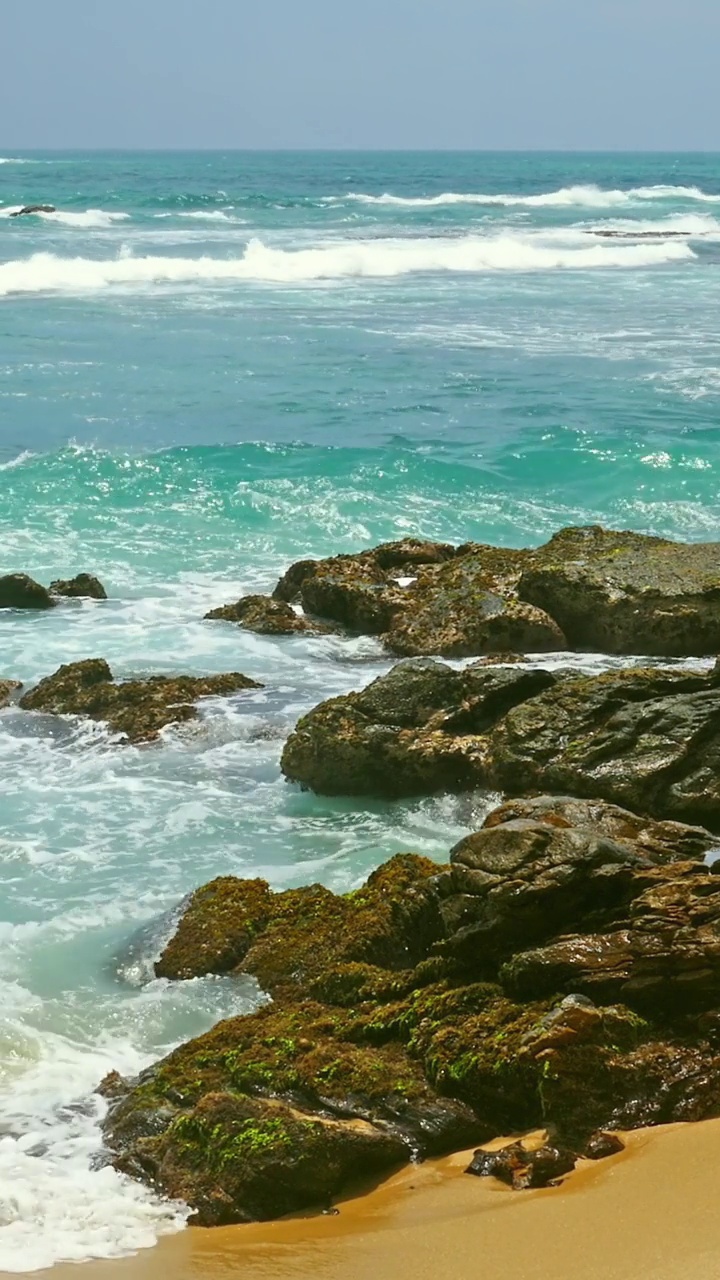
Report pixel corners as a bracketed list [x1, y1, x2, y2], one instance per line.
[25, 1118, 720, 1280]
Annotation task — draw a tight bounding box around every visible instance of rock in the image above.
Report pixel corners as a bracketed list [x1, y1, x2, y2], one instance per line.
[155, 878, 274, 979]
[518, 527, 720, 656]
[102, 809, 720, 1226]
[583, 1131, 624, 1160]
[19, 659, 262, 744]
[204, 594, 333, 636]
[0, 573, 55, 610]
[467, 1141, 576, 1189]
[272, 559, 320, 603]
[281, 660, 559, 797]
[487, 665, 720, 828]
[0, 680, 22, 707]
[50, 573, 107, 600]
[482, 796, 717, 865]
[9, 205, 56, 217]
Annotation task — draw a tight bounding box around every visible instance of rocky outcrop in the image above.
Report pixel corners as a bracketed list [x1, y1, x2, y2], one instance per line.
[0, 573, 55, 609]
[102, 802, 720, 1224]
[282, 660, 720, 828]
[267, 527, 720, 658]
[204, 594, 333, 636]
[50, 573, 107, 600]
[9, 205, 56, 217]
[19, 659, 262, 743]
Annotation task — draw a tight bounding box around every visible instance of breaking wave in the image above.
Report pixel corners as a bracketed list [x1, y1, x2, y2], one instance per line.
[0, 208, 130, 228]
[0, 234, 695, 297]
[336, 184, 720, 209]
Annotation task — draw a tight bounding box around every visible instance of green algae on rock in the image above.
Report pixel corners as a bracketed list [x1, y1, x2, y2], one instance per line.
[19, 659, 263, 743]
[102, 802, 720, 1223]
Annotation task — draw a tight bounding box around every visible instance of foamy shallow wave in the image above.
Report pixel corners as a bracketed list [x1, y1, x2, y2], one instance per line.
[0, 234, 694, 296]
[335, 184, 720, 209]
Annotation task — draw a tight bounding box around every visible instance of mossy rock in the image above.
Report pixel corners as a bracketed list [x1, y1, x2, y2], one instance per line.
[19, 660, 263, 743]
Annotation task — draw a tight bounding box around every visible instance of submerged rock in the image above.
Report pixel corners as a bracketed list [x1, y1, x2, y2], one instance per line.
[204, 594, 333, 636]
[0, 573, 55, 610]
[50, 573, 107, 600]
[9, 204, 56, 217]
[103, 805, 720, 1224]
[19, 659, 262, 743]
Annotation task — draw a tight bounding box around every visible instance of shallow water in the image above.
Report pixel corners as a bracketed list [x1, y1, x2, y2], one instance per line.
[1, 150, 720, 1270]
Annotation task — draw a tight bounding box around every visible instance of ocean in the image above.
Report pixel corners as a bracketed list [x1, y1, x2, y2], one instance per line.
[1, 149, 719, 1271]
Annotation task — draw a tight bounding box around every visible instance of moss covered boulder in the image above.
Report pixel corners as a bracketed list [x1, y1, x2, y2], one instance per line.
[19, 659, 262, 743]
[0, 679, 22, 708]
[103, 807, 720, 1223]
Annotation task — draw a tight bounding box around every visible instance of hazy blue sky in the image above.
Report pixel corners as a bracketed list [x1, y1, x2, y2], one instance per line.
[2, 0, 718, 150]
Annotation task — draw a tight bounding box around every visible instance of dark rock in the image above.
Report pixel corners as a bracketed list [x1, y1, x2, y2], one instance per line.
[466, 1141, 576, 1189]
[50, 573, 107, 600]
[9, 205, 56, 217]
[281, 661, 559, 798]
[155, 878, 274, 979]
[204, 594, 333, 636]
[0, 680, 22, 707]
[487, 665, 720, 829]
[0, 573, 55, 610]
[583, 1131, 625, 1160]
[19, 659, 262, 744]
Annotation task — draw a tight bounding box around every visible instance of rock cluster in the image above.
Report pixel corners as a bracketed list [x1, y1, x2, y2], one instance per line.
[0, 571, 108, 608]
[208, 527, 720, 656]
[102, 798, 720, 1225]
[19, 659, 262, 743]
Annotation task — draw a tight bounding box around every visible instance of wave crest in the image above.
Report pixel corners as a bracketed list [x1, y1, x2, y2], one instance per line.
[0, 234, 695, 297]
[335, 184, 720, 210]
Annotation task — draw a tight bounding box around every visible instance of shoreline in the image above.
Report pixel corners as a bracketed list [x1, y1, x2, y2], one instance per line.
[26, 1117, 720, 1280]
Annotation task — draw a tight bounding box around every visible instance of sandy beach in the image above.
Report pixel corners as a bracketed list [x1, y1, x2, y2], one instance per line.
[27, 1117, 720, 1280]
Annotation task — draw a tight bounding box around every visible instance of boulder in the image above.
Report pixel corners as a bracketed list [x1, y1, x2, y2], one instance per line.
[281, 660, 559, 797]
[50, 573, 107, 600]
[518, 527, 720, 656]
[487, 664, 720, 828]
[0, 573, 55, 610]
[19, 659, 262, 743]
[204, 594, 333, 636]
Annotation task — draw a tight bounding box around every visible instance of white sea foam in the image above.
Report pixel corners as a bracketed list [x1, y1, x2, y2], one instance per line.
[334, 184, 720, 209]
[0, 451, 36, 471]
[0, 234, 694, 297]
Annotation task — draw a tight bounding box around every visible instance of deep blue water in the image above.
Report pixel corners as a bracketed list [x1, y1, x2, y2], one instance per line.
[1, 150, 720, 1269]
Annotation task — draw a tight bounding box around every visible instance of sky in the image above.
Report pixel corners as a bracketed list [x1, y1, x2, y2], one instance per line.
[1, 0, 718, 151]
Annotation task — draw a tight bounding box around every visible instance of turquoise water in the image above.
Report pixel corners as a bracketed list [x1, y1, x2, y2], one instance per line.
[1, 151, 720, 1269]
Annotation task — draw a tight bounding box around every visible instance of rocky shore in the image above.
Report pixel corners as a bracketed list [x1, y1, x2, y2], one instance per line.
[5, 527, 720, 1231]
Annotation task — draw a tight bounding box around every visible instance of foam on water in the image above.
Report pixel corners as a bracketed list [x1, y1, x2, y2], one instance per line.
[0, 233, 694, 296]
[335, 183, 720, 209]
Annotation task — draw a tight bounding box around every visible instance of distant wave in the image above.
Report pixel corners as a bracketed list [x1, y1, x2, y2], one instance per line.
[0, 234, 695, 296]
[333, 184, 720, 210]
[0, 208, 130, 228]
[0, 157, 36, 165]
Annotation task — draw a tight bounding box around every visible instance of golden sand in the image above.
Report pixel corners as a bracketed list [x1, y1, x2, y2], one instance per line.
[22, 1118, 720, 1280]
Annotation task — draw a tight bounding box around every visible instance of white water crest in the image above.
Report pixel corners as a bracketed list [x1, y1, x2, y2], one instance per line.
[336, 183, 720, 209]
[0, 234, 695, 297]
[0, 208, 129, 227]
